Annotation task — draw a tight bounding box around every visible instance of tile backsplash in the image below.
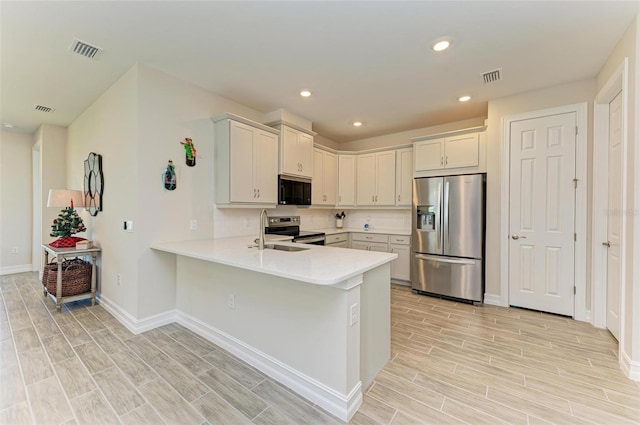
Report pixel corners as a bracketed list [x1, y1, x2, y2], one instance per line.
[213, 206, 411, 238]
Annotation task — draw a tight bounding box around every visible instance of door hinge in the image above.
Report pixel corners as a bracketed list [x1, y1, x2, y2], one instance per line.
[575, 126, 578, 136]
[574, 233, 577, 242]
[574, 286, 576, 295]
[573, 178, 578, 188]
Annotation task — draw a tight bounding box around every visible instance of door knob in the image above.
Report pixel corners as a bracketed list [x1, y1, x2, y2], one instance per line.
[511, 235, 527, 240]
[602, 241, 611, 247]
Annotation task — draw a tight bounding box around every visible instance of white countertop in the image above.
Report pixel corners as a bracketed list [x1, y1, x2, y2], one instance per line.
[151, 236, 396, 286]
[312, 227, 411, 236]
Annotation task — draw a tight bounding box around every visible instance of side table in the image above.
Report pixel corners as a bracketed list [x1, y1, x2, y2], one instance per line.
[42, 244, 101, 312]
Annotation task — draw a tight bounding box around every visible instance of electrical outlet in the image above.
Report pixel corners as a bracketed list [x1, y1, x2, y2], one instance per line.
[117, 274, 122, 286]
[11, 247, 19, 254]
[228, 294, 235, 309]
[190, 219, 198, 230]
[350, 303, 359, 326]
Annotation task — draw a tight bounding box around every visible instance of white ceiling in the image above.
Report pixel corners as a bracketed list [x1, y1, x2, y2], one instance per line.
[1, 1, 638, 142]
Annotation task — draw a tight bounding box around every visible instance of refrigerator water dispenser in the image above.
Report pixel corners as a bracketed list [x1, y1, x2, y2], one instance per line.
[416, 206, 436, 231]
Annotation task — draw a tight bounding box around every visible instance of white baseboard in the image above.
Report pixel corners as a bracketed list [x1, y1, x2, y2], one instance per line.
[584, 309, 592, 323]
[0, 264, 33, 276]
[483, 293, 504, 306]
[176, 310, 362, 422]
[98, 294, 178, 335]
[390, 279, 410, 286]
[621, 351, 640, 381]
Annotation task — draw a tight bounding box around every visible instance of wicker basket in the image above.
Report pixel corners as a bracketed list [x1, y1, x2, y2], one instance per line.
[42, 258, 91, 296]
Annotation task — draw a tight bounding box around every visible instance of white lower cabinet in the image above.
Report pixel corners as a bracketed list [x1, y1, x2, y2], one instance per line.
[325, 233, 348, 248]
[389, 235, 411, 281]
[349, 233, 410, 282]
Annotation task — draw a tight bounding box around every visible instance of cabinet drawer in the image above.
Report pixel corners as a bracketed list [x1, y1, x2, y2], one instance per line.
[325, 233, 348, 244]
[351, 233, 389, 243]
[389, 235, 410, 245]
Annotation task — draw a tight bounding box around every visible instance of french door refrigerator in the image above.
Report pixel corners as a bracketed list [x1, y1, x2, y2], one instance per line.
[411, 174, 485, 303]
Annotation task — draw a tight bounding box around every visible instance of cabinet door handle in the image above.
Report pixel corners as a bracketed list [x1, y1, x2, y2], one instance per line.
[441, 156, 443, 166]
[257, 189, 260, 198]
[253, 189, 256, 198]
[445, 156, 448, 166]
[398, 195, 400, 202]
[339, 195, 341, 202]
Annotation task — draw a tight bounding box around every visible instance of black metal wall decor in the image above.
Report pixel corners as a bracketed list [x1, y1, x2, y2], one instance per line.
[84, 152, 103, 216]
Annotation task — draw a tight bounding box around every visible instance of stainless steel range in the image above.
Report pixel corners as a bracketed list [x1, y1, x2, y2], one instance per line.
[265, 216, 326, 245]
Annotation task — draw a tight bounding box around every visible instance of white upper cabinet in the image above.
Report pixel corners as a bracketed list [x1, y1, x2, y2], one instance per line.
[412, 128, 486, 177]
[273, 123, 315, 178]
[337, 155, 356, 206]
[443, 133, 479, 168]
[395, 148, 413, 206]
[414, 139, 444, 171]
[312, 148, 337, 205]
[356, 150, 396, 206]
[213, 114, 279, 206]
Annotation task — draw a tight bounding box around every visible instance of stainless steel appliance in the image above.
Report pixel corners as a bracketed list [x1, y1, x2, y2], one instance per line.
[278, 176, 312, 206]
[411, 174, 485, 303]
[265, 216, 325, 245]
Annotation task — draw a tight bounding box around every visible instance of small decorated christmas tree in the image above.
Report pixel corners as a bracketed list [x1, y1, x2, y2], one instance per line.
[50, 206, 86, 247]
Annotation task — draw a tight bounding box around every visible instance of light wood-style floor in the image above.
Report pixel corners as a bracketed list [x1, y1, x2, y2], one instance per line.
[1, 273, 639, 425]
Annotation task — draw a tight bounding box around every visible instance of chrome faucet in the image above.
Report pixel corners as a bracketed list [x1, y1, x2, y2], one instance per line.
[258, 209, 268, 250]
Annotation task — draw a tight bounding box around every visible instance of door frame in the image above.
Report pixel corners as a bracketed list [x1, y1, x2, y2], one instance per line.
[500, 102, 588, 321]
[592, 59, 628, 337]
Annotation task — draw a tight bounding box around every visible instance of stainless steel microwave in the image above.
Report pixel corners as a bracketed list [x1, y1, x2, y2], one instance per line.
[278, 176, 311, 205]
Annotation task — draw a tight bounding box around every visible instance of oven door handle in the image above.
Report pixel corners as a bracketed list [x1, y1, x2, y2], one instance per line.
[294, 237, 325, 244]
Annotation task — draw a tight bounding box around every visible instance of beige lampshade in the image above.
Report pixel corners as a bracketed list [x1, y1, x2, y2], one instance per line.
[47, 189, 85, 209]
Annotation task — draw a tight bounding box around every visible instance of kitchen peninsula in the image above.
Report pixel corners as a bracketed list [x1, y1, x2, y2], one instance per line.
[151, 237, 397, 422]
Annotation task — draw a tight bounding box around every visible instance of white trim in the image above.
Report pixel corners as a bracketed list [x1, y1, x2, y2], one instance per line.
[620, 351, 640, 382]
[0, 264, 33, 275]
[591, 58, 628, 341]
[97, 294, 178, 334]
[500, 102, 588, 319]
[584, 309, 591, 323]
[176, 310, 362, 422]
[483, 293, 504, 307]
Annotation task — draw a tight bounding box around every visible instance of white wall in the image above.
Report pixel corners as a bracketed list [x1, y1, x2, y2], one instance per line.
[36, 125, 68, 248]
[337, 117, 486, 152]
[0, 130, 33, 274]
[596, 15, 639, 371]
[67, 66, 140, 317]
[485, 79, 596, 303]
[67, 63, 269, 321]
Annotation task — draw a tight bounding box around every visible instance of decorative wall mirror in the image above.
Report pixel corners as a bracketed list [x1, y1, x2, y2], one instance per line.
[84, 152, 103, 216]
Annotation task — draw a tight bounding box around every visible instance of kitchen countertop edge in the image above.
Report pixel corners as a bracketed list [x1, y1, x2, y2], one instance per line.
[151, 237, 397, 287]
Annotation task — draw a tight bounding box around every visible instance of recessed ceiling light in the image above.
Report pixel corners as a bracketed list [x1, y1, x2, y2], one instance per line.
[458, 95, 471, 102]
[353, 121, 363, 127]
[300, 90, 311, 97]
[431, 39, 451, 52]
[2, 123, 14, 128]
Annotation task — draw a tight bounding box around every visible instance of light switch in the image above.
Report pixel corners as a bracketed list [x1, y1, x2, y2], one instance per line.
[124, 221, 134, 232]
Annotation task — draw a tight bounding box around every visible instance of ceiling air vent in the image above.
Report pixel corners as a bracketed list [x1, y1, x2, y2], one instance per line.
[481, 68, 502, 84]
[69, 38, 103, 60]
[34, 105, 55, 113]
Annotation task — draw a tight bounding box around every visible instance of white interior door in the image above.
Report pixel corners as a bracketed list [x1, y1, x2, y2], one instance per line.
[509, 112, 576, 316]
[606, 91, 623, 340]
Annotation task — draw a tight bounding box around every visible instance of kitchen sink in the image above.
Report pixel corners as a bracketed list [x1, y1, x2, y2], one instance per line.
[266, 244, 309, 252]
[248, 244, 310, 252]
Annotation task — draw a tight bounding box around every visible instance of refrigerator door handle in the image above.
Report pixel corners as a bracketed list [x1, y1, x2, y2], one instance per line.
[415, 254, 476, 266]
[443, 181, 450, 252]
[436, 182, 442, 250]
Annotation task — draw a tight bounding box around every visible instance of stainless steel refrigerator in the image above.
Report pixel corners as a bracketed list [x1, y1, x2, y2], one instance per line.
[411, 174, 485, 303]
